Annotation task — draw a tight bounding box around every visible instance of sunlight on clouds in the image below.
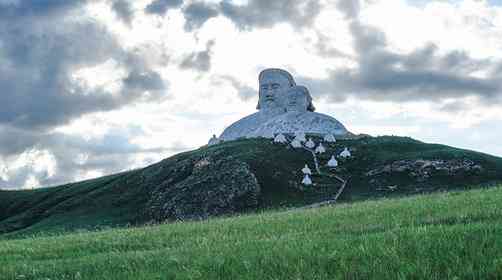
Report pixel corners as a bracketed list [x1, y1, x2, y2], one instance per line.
[23, 176, 39, 190]
[77, 170, 104, 183]
[32, 150, 57, 178]
[71, 59, 126, 95]
[54, 115, 113, 140]
[364, 0, 502, 57]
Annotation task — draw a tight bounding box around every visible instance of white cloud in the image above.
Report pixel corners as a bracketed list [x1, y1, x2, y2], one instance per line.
[2, 0, 502, 189]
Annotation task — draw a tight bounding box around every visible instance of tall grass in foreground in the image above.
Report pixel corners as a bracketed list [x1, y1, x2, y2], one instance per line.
[1, 186, 502, 279]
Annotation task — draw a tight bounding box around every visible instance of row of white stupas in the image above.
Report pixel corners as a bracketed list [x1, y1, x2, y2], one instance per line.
[300, 147, 351, 186]
[208, 68, 352, 146]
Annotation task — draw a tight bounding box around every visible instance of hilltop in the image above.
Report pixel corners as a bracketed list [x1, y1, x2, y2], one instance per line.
[1, 135, 502, 236]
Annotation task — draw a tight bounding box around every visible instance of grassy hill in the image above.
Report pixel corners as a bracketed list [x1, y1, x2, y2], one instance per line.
[1, 136, 502, 236]
[1, 186, 502, 279]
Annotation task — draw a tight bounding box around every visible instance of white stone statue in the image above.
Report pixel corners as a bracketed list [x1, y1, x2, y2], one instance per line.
[315, 143, 326, 154]
[302, 164, 312, 175]
[219, 68, 351, 141]
[302, 174, 312, 185]
[327, 155, 338, 167]
[339, 147, 351, 158]
[208, 134, 220, 146]
[274, 133, 287, 144]
[305, 138, 315, 149]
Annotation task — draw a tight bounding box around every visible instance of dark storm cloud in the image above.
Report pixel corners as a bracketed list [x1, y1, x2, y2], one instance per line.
[182, 1, 219, 31]
[0, 1, 166, 131]
[180, 40, 214, 72]
[303, 0, 502, 104]
[143, 0, 322, 32]
[0, 0, 89, 17]
[111, 0, 134, 26]
[219, 0, 321, 30]
[145, 0, 183, 15]
[0, 0, 169, 189]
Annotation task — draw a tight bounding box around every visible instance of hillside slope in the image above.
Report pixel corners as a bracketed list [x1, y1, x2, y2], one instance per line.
[1, 186, 502, 279]
[1, 136, 502, 236]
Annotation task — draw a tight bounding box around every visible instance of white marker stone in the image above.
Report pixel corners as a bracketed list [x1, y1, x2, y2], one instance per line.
[305, 138, 315, 149]
[302, 174, 312, 186]
[327, 155, 338, 167]
[302, 164, 312, 175]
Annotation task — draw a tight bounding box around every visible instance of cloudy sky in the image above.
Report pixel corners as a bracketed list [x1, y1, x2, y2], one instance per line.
[1, 0, 502, 190]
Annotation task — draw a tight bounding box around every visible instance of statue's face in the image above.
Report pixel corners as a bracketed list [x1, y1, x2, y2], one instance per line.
[259, 72, 290, 110]
[287, 87, 308, 112]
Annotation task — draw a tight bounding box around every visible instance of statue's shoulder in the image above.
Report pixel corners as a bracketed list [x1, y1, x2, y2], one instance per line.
[219, 112, 263, 140]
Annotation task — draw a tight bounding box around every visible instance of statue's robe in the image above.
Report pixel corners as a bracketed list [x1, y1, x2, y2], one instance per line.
[219, 109, 284, 141]
[249, 111, 350, 138]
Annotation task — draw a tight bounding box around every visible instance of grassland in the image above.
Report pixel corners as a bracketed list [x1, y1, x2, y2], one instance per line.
[1, 185, 502, 279]
[2, 136, 502, 237]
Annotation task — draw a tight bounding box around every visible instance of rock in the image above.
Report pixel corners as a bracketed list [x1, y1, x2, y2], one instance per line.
[365, 159, 484, 182]
[148, 158, 260, 221]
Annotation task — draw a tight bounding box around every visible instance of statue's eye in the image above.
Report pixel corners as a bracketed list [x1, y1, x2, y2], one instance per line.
[271, 83, 280, 89]
[261, 85, 269, 90]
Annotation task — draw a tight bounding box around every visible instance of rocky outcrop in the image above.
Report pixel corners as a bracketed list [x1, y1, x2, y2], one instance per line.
[147, 156, 260, 222]
[366, 159, 483, 182]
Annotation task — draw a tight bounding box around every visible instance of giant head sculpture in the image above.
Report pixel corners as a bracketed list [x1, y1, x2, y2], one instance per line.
[257, 68, 315, 112]
[286, 86, 315, 112]
[257, 68, 296, 111]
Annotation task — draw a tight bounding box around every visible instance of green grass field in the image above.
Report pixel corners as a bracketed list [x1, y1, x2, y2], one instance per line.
[2, 185, 502, 279]
[2, 136, 502, 237]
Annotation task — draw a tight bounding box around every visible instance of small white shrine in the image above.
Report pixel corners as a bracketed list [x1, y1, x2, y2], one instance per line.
[274, 133, 287, 144]
[324, 134, 336, 143]
[301, 164, 312, 175]
[305, 138, 315, 149]
[315, 143, 326, 154]
[302, 174, 312, 185]
[339, 147, 351, 158]
[327, 155, 338, 167]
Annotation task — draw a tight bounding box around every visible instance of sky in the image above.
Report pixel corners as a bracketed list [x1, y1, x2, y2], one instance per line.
[1, 0, 502, 190]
